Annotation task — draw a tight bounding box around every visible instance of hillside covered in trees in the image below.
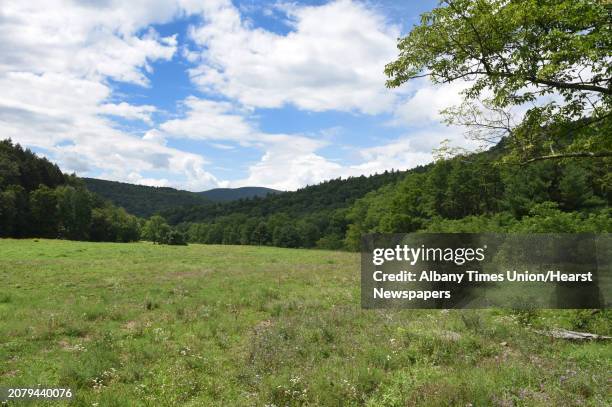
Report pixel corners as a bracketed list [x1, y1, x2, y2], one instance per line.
[198, 186, 281, 202]
[162, 144, 610, 249]
[83, 178, 211, 218]
[161, 168, 413, 224]
[83, 180, 281, 217]
[2, 137, 609, 249]
[160, 168, 414, 249]
[0, 139, 140, 242]
[2, 0, 609, 251]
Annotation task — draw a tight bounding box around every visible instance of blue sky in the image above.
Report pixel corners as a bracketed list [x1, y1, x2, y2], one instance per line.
[1, 0, 473, 191]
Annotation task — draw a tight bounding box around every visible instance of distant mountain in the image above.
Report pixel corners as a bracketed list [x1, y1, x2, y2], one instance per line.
[83, 178, 209, 218]
[160, 169, 414, 225]
[198, 187, 281, 202]
[83, 179, 282, 217]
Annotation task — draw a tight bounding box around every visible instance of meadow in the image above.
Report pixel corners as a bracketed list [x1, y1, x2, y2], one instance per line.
[0, 239, 610, 406]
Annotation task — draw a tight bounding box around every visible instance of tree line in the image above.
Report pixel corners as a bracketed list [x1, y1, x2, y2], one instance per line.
[168, 146, 610, 250]
[0, 140, 139, 242]
[1, 137, 609, 248]
[0, 139, 192, 244]
[83, 177, 210, 218]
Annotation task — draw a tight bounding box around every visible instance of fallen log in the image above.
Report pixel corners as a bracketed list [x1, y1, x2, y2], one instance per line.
[535, 328, 612, 340]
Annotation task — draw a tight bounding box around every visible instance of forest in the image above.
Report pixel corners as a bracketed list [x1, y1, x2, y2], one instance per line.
[0, 139, 140, 242]
[172, 145, 611, 250]
[83, 178, 281, 217]
[1, 136, 610, 249]
[83, 178, 210, 218]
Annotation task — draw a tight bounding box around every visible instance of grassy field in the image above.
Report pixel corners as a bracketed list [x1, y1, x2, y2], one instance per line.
[0, 239, 610, 406]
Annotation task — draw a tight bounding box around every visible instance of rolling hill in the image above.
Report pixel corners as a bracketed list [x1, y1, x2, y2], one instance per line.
[198, 186, 281, 201]
[83, 178, 210, 218]
[83, 178, 282, 217]
[160, 169, 415, 225]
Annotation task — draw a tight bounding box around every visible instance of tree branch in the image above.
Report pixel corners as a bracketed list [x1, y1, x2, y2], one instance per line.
[521, 151, 612, 165]
[526, 76, 611, 95]
[430, 70, 611, 95]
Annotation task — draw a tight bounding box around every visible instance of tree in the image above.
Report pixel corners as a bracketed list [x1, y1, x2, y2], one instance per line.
[113, 208, 140, 242]
[223, 224, 241, 245]
[206, 223, 224, 244]
[142, 215, 171, 244]
[0, 139, 144, 243]
[0, 154, 19, 188]
[239, 218, 259, 245]
[187, 223, 209, 243]
[29, 185, 59, 238]
[90, 205, 140, 243]
[56, 186, 92, 240]
[166, 230, 188, 245]
[272, 224, 301, 248]
[0, 186, 18, 236]
[385, 0, 611, 164]
[501, 162, 554, 216]
[251, 222, 271, 245]
[558, 162, 605, 210]
[296, 220, 320, 248]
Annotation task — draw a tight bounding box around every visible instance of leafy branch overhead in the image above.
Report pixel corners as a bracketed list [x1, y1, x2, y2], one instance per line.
[385, 0, 611, 163]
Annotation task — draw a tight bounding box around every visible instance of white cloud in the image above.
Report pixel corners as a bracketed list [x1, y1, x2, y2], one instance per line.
[0, 0, 482, 192]
[158, 96, 338, 190]
[154, 90, 480, 191]
[232, 145, 343, 191]
[187, 0, 401, 114]
[229, 128, 474, 191]
[391, 80, 469, 127]
[0, 1, 179, 84]
[0, 73, 220, 189]
[353, 127, 477, 173]
[0, 0, 223, 191]
[160, 97, 254, 141]
[99, 102, 157, 124]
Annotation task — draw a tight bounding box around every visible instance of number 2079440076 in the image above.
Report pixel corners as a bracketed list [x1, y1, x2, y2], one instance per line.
[1, 387, 73, 402]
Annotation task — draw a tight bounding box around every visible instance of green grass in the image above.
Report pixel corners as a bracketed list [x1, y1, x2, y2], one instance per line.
[0, 239, 610, 406]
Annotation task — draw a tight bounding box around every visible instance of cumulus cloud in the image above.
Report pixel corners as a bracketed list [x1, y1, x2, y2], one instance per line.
[229, 127, 477, 191]
[0, 1, 179, 84]
[155, 96, 476, 191]
[158, 96, 339, 190]
[160, 97, 254, 141]
[99, 102, 157, 124]
[153, 84, 480, 190]
[0, 0, 478, 192]
[233, 145, 343, 191]
[391, 81, 470, 126]
[187, 0, 400, 114]
[0, 0, 222, 190]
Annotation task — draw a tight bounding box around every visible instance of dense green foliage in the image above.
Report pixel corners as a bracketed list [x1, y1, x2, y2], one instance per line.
[3, 137, 609, 250]
[83, 178, 210, 218]
[0, 139, 140, 242]
[141, 215, 187, 245]
[160, 169, 413, 248]
[199, 186, 281, 202]
[84, 180, 281, 218]
[152, 0, 612, 250]
[385, 0, 611, 164]
[159, 143, 610, 249]
[163, 170, 410, 224]
[345, 153, 610, 249]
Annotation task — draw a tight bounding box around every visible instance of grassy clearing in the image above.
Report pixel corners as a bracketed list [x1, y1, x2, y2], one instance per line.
[0, 239, 610, 406]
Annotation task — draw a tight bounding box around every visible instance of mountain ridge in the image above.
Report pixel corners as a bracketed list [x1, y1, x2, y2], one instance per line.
[198, 186, 281, 201]
[83, 178, 281, 217]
